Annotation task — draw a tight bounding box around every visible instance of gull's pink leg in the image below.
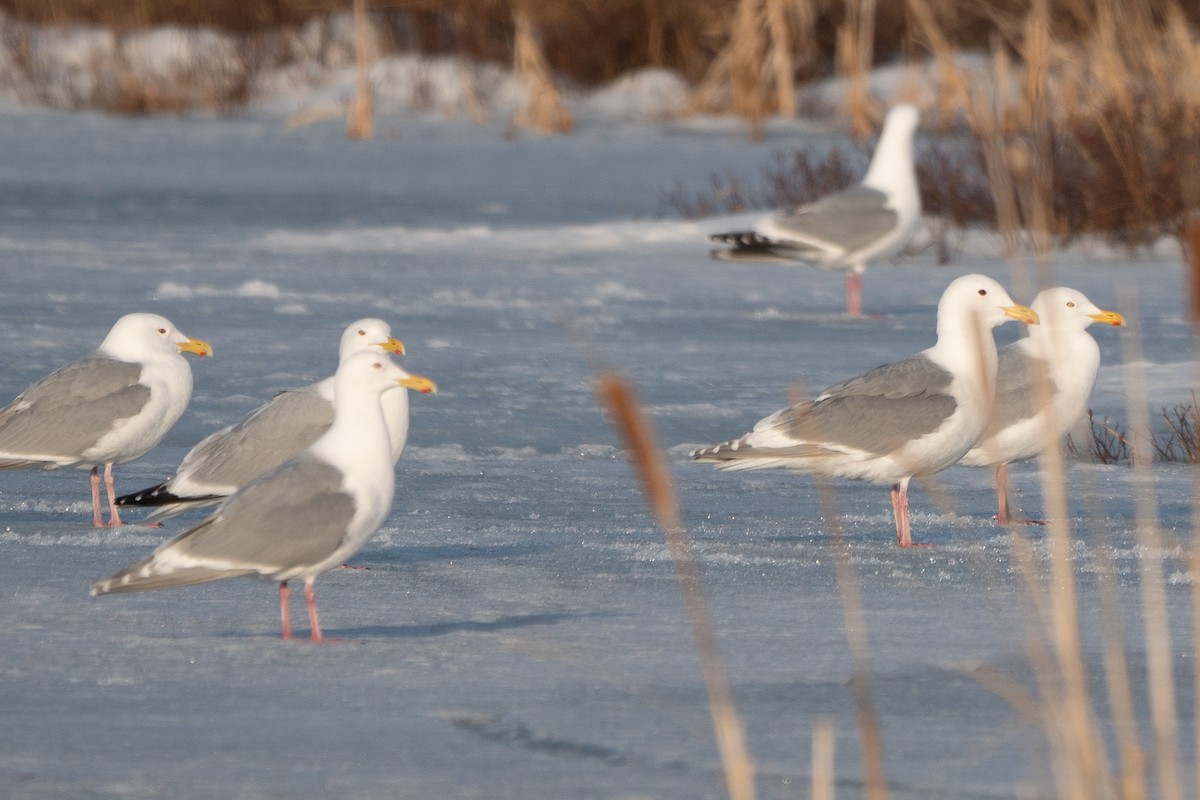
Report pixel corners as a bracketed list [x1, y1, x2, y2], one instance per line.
[103, 463, 123, 528]
[846, 272, 863, 317]
[995, 464, 1012, 525]
[890, 483, 913, 547]
[995, 463, 1045, 526]
[89, 467, 105, 528]
[304, 579, 324, 643]
[890, 480, 927, 547]
[279, 582, 292, 640]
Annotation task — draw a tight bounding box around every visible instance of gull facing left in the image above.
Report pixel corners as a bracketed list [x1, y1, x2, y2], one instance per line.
[693, 274, 1038, 546]
[0, 313, 211, 527]
[91, 350, 437, 642]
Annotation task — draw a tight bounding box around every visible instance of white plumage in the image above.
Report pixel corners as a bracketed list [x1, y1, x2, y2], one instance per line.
[693, 274, 1038, 546]
[958, 287, 1124, 524]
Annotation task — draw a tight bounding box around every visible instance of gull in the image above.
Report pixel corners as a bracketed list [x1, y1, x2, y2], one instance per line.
[116, 318, 416, 522]
[692, 274, 1038, 546]
[91, 350, 438, 642]
[709, 104, 922, 317]
[958, 287, 1124, 524]
[0, 313, 211, 527]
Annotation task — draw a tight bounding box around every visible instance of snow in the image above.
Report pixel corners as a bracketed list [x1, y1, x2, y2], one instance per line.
[0, 45, 1197, 800]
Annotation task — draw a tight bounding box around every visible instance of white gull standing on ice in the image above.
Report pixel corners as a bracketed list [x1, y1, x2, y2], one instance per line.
[692, 274, 1038, 547]
[0, 313, 211, 527]
[709, 104, 922, 317]
[91, 350, 438, 642]
[958, 287, 1124, 524]
[116, 318, 416, 522]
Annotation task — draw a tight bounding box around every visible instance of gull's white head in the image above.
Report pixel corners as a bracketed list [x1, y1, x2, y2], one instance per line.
[338, 318, 406, 362]
[1031, 287, 1125, 331]
[98, 313, 212, 363]
[335, 350, 437, 400]
[937, 274, 1039, 332]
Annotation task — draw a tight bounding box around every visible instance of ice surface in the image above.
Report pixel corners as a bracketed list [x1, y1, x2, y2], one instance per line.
[0, 103, 1194, 800]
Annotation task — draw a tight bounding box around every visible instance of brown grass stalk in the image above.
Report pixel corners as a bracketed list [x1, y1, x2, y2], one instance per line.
[965, 40, 1023, 259]
[1084, 494, 1149, 800]
[764, 0, 794, 118]
[903, 0, 967, 123]
[1032, 310, 1114, 798]
[811, 716, 835, 800]
[1186, 209, 1200, 800]
[1119, 288, 1184, 800]
[345, 0, 374, 140]
[811, 472, 888, 800]
[594, 372, 756, 800]
[511, 5, 573, 135]
[837, 0, 877, 139]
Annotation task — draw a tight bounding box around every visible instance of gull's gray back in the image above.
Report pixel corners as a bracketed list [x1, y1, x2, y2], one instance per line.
[0, 357, 147, 462]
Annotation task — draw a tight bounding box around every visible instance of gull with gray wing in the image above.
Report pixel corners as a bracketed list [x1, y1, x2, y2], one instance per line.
[91, 350, 438, 642]
[115, 318, 420, 522]
[709, 104, 922, 317]
[693, 274, 1038, 546]
[958, 287, 1124, 524]
[0, 313, 211, 527]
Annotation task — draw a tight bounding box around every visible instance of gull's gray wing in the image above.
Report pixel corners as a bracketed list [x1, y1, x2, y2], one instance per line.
[711, 186, 898, 261]
[0, 357, 148, 463]
[699, 355, 957, 461]
[769, 186, 899, 251]
[92, 457, 357, 595]
[170, 457, 356, 571]
[986, 347, 1053, 434]
[177, 386, 334, 489]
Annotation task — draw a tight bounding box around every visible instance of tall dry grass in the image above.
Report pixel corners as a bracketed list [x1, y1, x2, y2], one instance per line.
[595, 372, 756, 800]
[345, 0, 374, 140]
[510, 6, 573, 135]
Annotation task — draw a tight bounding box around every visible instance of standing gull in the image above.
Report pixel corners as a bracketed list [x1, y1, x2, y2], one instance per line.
[692, 274, 1038, 547]
[709, 104, 921, 317]
[91, 350, 438, 642]
[958, 287, 1124, 524]
[0, 313, 211, 527]
[116, 318, 416, 522]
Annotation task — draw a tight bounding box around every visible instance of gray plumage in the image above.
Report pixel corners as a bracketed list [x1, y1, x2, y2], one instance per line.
[711, 186, 898, 263]
[92, 457, 355, 594]
[170, 387, 333, 491]
[696, 355, 956, 463]
[984, 348, 1053, 435]
[0, 358, 148, 467]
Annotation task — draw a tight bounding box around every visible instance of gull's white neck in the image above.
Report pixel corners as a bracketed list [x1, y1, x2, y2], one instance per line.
[929, 309, 1001, 407]
[312, 379, 394, 477]
[862, 114, 917, 197]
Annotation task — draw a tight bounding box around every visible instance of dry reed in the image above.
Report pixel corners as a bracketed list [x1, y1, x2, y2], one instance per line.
[511, 6, 573, 135]
[594, 372, 756, 800]
[811, 716, 835, 800]
[345, 0, 374, 140]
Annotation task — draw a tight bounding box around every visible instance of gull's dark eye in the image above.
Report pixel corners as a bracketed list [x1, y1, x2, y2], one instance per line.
[358, 330, 366, 336]
[157, 328, 167, 334]
[1066, 301, 1075, 308]
[978, 289, 987, 296]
